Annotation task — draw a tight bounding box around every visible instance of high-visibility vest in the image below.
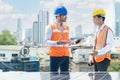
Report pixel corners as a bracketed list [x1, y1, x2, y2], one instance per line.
[94, 25, 111, 62]
[49, 23, 69, 57]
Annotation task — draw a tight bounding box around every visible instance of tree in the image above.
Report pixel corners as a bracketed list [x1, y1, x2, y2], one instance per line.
[0, 30, 17, 45]
[108, 61, 120, 71]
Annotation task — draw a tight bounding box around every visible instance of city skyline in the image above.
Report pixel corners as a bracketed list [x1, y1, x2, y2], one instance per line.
[0, 0, 118, 37]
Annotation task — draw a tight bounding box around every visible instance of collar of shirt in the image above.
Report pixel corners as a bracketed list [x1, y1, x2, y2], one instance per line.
[96, 23, 105, 33]
[56, 21, 63, 31]
[56, 21, 62, 27]
[95, 23, 105, 37]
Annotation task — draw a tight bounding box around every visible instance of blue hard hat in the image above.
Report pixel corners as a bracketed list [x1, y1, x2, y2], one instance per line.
[54, 6, 67, 15]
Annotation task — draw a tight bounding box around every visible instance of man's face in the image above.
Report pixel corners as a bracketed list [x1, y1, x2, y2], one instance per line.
[93, 16, 101, 25]
[59, 14, 67, 22]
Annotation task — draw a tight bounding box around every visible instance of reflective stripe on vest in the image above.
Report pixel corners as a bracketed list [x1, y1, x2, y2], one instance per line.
[94, 26, 111, 62]
[49, 23, 69, 56]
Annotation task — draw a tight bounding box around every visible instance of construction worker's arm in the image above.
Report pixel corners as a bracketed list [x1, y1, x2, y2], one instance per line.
[90, 29, 113, 56]
[45, 25, 67, 46]
[45, 25, 58, 46]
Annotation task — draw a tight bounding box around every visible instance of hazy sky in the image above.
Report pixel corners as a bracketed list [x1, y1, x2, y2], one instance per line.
[0, 0, 118, 37]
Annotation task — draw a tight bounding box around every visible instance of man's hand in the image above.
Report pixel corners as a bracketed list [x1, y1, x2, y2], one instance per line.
[88, 55, 94, 66]
[67, 40, 74, 45]
[89, 50, 98, 56]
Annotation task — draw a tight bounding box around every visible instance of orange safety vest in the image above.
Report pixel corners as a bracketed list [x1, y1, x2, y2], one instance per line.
[93, 25, 111, 62]
[49, 23, 69, 57]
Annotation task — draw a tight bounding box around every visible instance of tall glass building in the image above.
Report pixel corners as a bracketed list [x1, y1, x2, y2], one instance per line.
[38, 10, 49, 44]
[33, 21, 39, 44]
[115, 1, 120, 37]
[16, 18, 23, 42]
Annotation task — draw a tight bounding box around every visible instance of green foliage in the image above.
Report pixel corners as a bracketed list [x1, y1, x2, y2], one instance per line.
[108, 60, 120, 71]
[0, 30, 17, 45]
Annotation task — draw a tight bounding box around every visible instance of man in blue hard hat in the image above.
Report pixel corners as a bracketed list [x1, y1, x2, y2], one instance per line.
[45, 5, 70, 80]
[45, 5, 81, 80]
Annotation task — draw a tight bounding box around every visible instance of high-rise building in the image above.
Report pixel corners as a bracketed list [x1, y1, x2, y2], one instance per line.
[115, 20, 120, 36]
[75, 25, 82, 38]
[115, 1, 120, 36]
[38, 10, 49, 44]
[33, 21, 39, 44]
[25, 28, 32, 41]
[16, 18, 23, 42]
